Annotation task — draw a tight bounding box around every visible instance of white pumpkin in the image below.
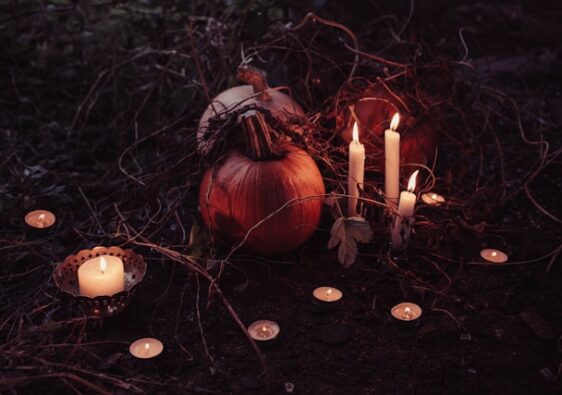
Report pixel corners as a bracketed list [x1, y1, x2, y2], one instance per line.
[197, 66, 304, 155]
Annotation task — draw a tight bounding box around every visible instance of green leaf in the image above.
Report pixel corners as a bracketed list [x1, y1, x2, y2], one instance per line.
[328, 216, 373, 268]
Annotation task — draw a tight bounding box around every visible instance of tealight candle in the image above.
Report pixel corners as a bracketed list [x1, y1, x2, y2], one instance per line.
[480, 248, 508, 264]
[312, 286, 343, 303]
[129, 337, 164, 359]
[391, 302, 423, 322]
[391, 170, 419, 249]
[385, 113, 401, 208]
[25, 209, 56, 229]
[248, 320, 280, 342]
[348, 122, 365, 217]
[421, 192, 445, 206]
[78, 255, 125, 298]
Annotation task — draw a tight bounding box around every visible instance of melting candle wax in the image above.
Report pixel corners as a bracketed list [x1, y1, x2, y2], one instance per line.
[391, 302, 422, 322]
[129, 338, 163, 359]
[25, 209, 56, 229]
[248, 320, 280, 341]
[421, 192, 446, 205]
[480, 248, 508, 264]
[77, 255, 125, 298]
[312, 286, 343, 302]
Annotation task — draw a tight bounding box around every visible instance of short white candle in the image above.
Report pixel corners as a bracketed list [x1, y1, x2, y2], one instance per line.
[348, 122, 365, 217]
[421, 192, 445, 206]
[384, 113, 401, 208]
[25, 209, 56, 229]
[78, 255, 125, 298]
[391, 170, 419, 249]
[480, 249, 508, 264]
[129, 337, 164, 359]
[247, 320, 280, 341]
[391, 302, 422, 321]
[312, 286, 343, 303]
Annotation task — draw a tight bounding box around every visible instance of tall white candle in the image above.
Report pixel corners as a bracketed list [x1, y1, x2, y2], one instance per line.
[348, 122, 365, 217]
[385, 113, 401, 208]
[391, 170, 419, 249]
[78, 255, 125, 298]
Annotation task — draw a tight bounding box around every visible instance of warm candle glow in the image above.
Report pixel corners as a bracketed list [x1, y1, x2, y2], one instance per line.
[313, 286, 343, 303]
[248, 320, 280, 341]
[480, 248, 509, 264]
[390, 113, 400, 131]
[99, 256, 107, 274]
[25, 209, 56, 229]
[391, 302, 422, 322]
[407, 170, 419, 192]
[129, 337, 164, 359]
[403, 306, 412, 319]
[431, 193, 437, 199]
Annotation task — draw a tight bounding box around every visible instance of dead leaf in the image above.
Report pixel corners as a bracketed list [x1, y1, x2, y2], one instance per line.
[328, 216, 373, 268]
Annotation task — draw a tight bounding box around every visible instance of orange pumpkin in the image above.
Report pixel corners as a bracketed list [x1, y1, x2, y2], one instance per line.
[199, 110, 324, 256]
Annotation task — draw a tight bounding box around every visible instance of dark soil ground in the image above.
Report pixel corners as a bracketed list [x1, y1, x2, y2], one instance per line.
[1, 1, 561, 394]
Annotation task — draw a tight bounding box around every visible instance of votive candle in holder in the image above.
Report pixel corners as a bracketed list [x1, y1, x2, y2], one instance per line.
[129, 338, 164, 359]
[25, 209, 56, 229]
[248, 320, 280, 342]
[391, 302, 422, 326]
[78, 255, 125, 298]
[421, 192, 445, 206]
[312, 286, 343, 303]
[480, 248, 508, 264]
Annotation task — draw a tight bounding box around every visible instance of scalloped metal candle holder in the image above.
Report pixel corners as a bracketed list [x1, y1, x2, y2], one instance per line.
[53, 246, 146, 317]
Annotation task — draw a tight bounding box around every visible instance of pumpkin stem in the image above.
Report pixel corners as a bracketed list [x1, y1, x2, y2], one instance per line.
[240, 110, 280, 160]
[236, 66, 272, 102]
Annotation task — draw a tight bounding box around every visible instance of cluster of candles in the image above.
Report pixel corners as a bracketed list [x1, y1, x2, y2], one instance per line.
[348, 113, 420, 249]
[346, 114, 512, 260]
[247, 287, 424, 342]
[23, 112, 511, 356]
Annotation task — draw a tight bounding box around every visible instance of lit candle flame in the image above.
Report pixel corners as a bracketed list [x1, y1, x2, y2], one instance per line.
[326, 288, 332, 296]
[144, 342, 150, 352]
[352, 122, 359, 143]
[407, 170, 419, 193]
[402, 306, 413, 320]
[491, 251, 498, 257]
[38, 213, 46, 223]
[390, 113, 400, 131]
[99, 256, 107, 274]
[431, 193, 437, 200]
